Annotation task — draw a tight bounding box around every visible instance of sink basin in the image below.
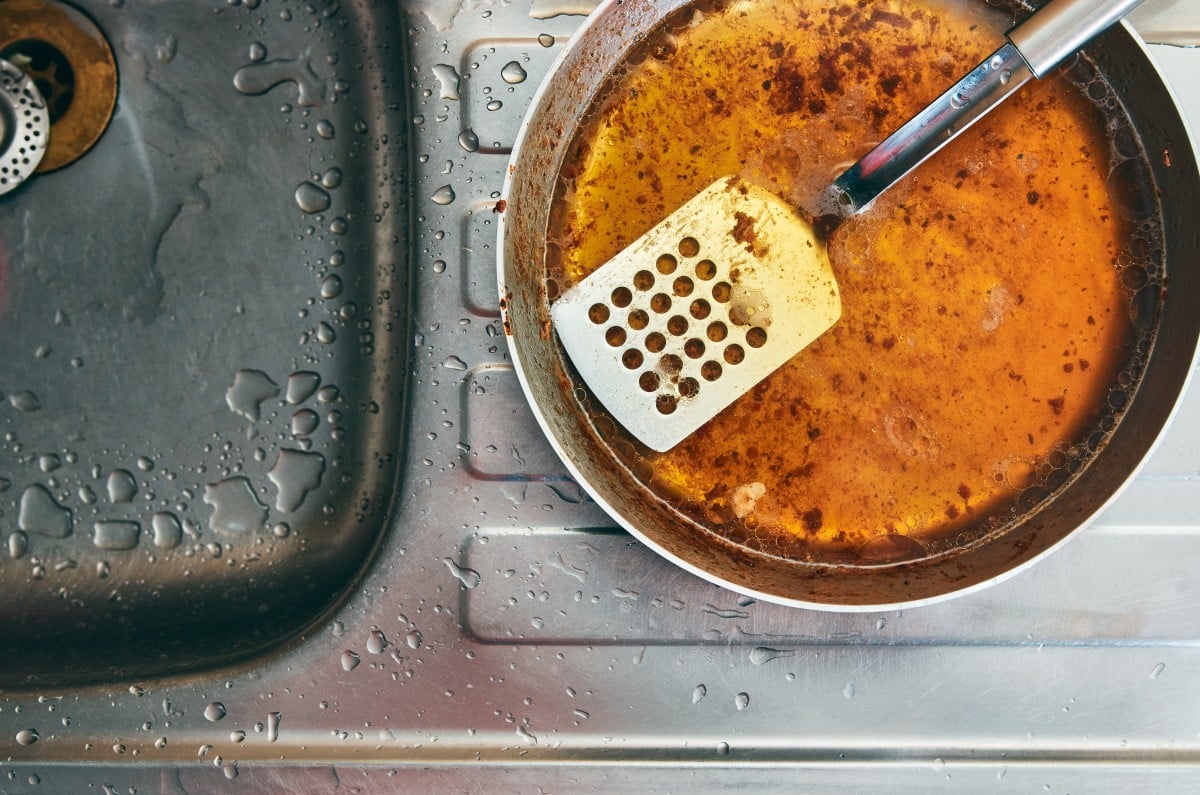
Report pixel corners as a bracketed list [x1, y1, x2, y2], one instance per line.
[0, 0, 409, 687]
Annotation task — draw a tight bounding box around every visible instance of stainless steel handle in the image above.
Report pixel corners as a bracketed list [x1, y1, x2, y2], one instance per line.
[819, 0, 1144, 223]
[1008, 0, 1146, 78]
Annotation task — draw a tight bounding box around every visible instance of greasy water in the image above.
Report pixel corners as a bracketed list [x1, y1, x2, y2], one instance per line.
[547, 0, 1160, 563]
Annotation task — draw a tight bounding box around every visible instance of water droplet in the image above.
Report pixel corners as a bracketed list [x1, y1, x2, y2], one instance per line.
[15, 729, 39, 745]
[321, 274, 343, 299]
[136, 456, 155, 472]
[285, 371, 321, 405]
[226, 369, 279, 421]
[749, 647, 794, 665]
[442, 354, 468, 370]
[341, 650, 361, 671]
[692, 684, 707, 704]
[486, 99, 503, 111]
[432, 185, 456, 205]
[367, 630, 388, 654]
[316, 321, 337, 343]
[248, 41, 267, 62]
[156, 32, 178, 63]
[716, 741, 730, 755]
[295, 182, 332, 214]
[268, 448, 325, 512]
[107, 469, 138, 503]
[538, 33, 555, 47]
[203, 477, 268, 534]
[93, 521, 141, 551]
[500, 60, 527, 84]
[266, 711, 281, 742]
[516, 724, 537, 744]
[291, 409, 320, 437]
[843, 682, 856, 699]
[406, 630, 423, 649]
[458, 128, 479, 152]
[1150, 662, 1166, 679]
[38, 453, 61, 473]
[203, 702, 226, 722]
[321, 167, 343, 190]
[734, 692, 749, 710]
[233, 56, 324, 107]
[8, 531, 29, 559]
[230, 730, 246, 743]
[443, 558, 481, 588]
[316, 119, 335, 139]
[10, 390, 41, 412]
[999, 69, 1013, 86]
[432, 63, 461, 100]
[151, 512, 183, 549]
[18, 484, 73, 538]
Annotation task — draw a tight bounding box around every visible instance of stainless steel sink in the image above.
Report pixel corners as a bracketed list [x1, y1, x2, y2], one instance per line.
[2, 1, 1200, 791]
[0, 0, 409, 686]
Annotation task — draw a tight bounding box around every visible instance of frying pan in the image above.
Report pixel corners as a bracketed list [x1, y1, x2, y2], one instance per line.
[497, 0, 1200, 609]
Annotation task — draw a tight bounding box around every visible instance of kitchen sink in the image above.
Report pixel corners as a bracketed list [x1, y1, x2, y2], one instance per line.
[1, 0, 1200, 791]
[0, 0, 409, 687]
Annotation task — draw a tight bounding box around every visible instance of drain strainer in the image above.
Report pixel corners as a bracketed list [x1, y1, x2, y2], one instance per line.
[0, 0, 117, 173]
[0, 57, 49, 195]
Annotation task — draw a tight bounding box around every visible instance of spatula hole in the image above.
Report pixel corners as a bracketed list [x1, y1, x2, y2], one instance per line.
[695, 259, 716, 280]
[587, 303, 610, 324]
[611, 286, 633, 308]
[673, 276, 694, 297]
[660, 354, 683, 375]
[707, 321, 728, 342]
[684, 338, 705, 358]
[690, 299, 711, 320]
[724, 344, 745, 365]
[656, 253, 678, 274]
[701, 360, 723, 381]
[628, 309, 649, 330]
[633, 269, 655, 290]
[622, 349, 644, 369]
[645, 332, 667, 353]
[605, 326, 627, 347]
[667, 315, 689, 336]
[712, 282, 732, 303]
[746, 327, 768, 348]
[639, 371, 660, 392]
[679, 237, 700, 257]
[656, 394, 678, 415]
[679, 377, 700, 398]
[650, 293, 672, 313]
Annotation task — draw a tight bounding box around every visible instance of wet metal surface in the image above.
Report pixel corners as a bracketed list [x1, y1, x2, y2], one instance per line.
[0, 0, 1199, 790]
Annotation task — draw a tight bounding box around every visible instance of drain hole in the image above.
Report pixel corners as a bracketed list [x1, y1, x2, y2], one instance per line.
[1, 40, 74, 123]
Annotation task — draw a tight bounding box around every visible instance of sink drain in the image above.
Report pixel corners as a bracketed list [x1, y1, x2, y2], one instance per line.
[0, 0, 116, 173]
[0, 57, 49, 194]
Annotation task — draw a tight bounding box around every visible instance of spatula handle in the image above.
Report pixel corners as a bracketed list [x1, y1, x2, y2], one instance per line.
[1009, 0, 1147, 78]
[819, 0, 1145, 222]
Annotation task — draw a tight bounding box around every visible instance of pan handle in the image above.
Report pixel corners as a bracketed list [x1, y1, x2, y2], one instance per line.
[818, 0, 1145, 223]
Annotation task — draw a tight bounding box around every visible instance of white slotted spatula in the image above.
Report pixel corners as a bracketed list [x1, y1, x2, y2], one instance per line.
[550, 0, 1143, 452]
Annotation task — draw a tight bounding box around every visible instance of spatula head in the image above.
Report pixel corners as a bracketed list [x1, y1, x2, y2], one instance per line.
[551, 176, 841, 451]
